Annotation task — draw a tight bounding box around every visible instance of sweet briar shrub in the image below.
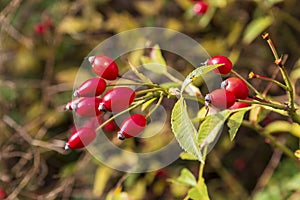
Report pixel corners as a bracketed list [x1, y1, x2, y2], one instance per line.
[64, 34, 300, 199]
[2, 1, 300, 199]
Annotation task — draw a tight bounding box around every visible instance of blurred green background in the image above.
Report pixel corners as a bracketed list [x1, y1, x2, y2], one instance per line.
[1, 0, 300, 199]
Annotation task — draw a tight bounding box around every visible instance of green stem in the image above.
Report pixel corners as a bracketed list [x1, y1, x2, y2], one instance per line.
[250, 73, 287, 90]
[136, 87, 166, 96]
[231, 69, 263, 98]
[165, 71, 183, 85]
[237, 99, 287, 111]
[197, 146, 207, 186]
[262, 33, 299, 124]
[146, 92, 163, 119]
[107, 83, 158, 87]
[95, 100, 147, 132]
[242, 121, 297, 161]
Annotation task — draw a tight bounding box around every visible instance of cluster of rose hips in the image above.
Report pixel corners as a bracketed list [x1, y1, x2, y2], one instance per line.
[204, 55, 250, 110]
[190, 0, 209, 15]
[34, 16, 53, 36]
[64, 56, 147, 150]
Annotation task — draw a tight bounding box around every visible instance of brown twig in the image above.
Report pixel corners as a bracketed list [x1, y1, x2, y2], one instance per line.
[250, 147, 283, 198]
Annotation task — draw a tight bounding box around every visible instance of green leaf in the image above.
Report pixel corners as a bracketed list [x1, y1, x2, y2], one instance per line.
[198, 110, 231, 150]
[265, 121, 300, 137]
[150, 44, 167, 67]
[188, 179, 210, 200]
[140, 44, 167, 74]
[128, 61, 153, 84]
[227, 109, 248, 141]
[173, 168, 197, 187]
[171, 97, 203, 162]
[181, 64, 222, 93]
[93, 166, 112, 197]
[180, 152, 198, 161]
[243, 16, 273, 44]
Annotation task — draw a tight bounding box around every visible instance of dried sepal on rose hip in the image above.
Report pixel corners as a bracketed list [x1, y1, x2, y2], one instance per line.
[205, 89, 236, 109]
[221, 77, 249, 99]
[65, 98, 82, 110]
[98, 87, 135, 113]
[207, 55, 233, 75]
[73, 78, 106, 97]
[65, 127, 96, 150]
[117, 114, 147, 140]
[88, 56, 119, 80]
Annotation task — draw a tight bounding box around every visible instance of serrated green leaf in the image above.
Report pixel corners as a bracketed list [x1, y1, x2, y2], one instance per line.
[243, 16, 273, 44]
[181, 64, 222, 93]
[198, 110, 231, 150]
[171, 97, 203, 162]
[180, 152, 198, 160]
[188, 186, 210, 200]
[173, 168, 197, 187]
[227, 109, 248, 141]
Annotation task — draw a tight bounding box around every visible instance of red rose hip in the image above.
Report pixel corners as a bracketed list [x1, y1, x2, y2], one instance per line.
[98, 87, 135, 112]
[65, 127, 96, 150]
[193, 1, 208, 15]
[88, 56, 119, 80]
[205, 89, 236, 109]
[221, 77, 249, 99]
[117, 114, 147, 140]
[75, 97, 103, 117]
[73, 78, 106, 97]
[229, 101, 250, 110]
[0, 189, 6, 199]
[207, 55, 232, 75]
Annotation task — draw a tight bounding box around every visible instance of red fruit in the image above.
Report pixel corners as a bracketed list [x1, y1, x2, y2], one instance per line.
[73, 78, 106, 97]
[34, 23, 46, 35]
[229, 101, 250, 110]
[205, 89, 236, 109]
[207, 56, 233, 75]
[96, 115, 118, 132]
[88, 56, 119, 80]
[65, 98, 82, 110]
[99, 87, 135, 112]
[103, 120, 117, 132]
[221, 77, 249, 99]
[75, 97, 103, 117]
[117, 114, 147, 140]
[193, 1, 208, 15]
[65, 127, 96, 149]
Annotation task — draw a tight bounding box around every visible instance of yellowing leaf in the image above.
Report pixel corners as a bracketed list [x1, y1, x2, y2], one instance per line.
[58, 16, 87, 34]
[134, 0, 163, 16]
[93, 166, 112, 197]
[105, 12, 139, 33]
[243, 16, 273, 44]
